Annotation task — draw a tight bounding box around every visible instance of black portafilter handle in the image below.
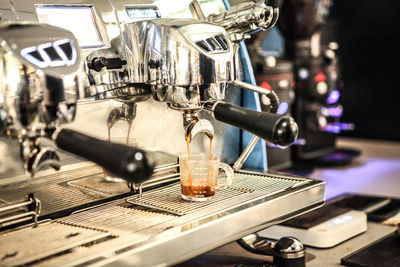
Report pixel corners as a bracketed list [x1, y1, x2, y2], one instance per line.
[211, 102, 298, 146]
[53, 129, 155, 184]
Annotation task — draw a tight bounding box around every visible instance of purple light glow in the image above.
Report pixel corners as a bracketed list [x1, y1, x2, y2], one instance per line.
[326, 90, 340, 105]
[330, 107, 343, 117]
[277, 102, 289, 115]
[321, 106, 343, 117]
[321, 122, 355, 133]
[322, 124, 341, 134]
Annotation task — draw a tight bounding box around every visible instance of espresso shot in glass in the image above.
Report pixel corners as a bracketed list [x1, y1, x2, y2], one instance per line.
[179, 153, 233, 201]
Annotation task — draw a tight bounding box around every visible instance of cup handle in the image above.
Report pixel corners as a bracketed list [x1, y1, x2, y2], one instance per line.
[214, 162, 234, 190]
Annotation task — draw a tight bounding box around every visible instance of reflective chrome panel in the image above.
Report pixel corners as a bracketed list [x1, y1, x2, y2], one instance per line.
[0, 22, 80, 134]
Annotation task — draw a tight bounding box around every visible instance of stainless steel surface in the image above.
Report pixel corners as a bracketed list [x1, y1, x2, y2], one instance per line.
[0, 151, 179, 216]
[126, 197, 185, 216]
[274, 237, 305, 259]
[85, 18, 234, 110]
[20, 172, 323, 266]
[207, 0, 277, 42]
[0, 0, 37, 22]
[36, 0, 277, 113]
[0, 211, 37, 228]
[17, 0, 284, 172]
[233, 135, 260, 171]
[0, 199, 33, 213]
[0, 164, 324, 266]
[0, 221, 111, 266]
[232, 79, 277, 99]
[106, 102, 137, 142]
[185, 116, 215, 141]
[0, 22, 80, 131]
[0, 21, 81, 176]
[232, 80, 280, 113]
[126, 172, 308, 216]
[0, 194, 41, 228]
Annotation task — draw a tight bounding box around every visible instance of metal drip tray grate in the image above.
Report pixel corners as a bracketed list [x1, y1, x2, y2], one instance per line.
[67, 174, 132, 196]
[0, 153, 178, 218]
[0, 171, 324, 266]
[0, 222, 111, 266]
[126, 172, 308, 216]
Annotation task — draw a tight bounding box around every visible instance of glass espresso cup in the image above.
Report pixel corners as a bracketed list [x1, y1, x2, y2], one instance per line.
[179, 153, 234, 201]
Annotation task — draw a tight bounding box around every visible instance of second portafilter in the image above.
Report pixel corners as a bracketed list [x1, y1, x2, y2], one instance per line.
[0, 22, 154, 183]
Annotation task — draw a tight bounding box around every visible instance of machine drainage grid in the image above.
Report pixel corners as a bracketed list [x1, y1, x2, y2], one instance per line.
[126, 172, 306, 216]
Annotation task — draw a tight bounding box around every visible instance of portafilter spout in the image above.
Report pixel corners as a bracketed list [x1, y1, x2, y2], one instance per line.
[183, 111, 214, 143]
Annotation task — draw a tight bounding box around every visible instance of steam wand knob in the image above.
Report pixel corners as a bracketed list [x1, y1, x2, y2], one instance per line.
[88, 57, 127, 72]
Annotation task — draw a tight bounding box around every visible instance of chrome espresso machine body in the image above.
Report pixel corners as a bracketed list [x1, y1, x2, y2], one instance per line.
[0, 1, 325, 266]
[0, 21, 154, 182]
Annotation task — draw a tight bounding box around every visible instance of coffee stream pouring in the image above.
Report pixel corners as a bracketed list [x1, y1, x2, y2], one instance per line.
[84, 0, 298, 168]
[0, 22, 154, 183]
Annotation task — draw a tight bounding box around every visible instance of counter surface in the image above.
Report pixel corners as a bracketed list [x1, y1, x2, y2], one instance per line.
[316, 138, 400, 200]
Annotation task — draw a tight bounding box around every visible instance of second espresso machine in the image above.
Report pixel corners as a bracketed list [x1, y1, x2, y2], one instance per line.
[0, 0, 326, 266]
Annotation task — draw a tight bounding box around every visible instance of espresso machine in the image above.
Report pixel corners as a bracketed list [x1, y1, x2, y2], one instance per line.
[0, 1, 326, 266]
[277, 0, 358, 165]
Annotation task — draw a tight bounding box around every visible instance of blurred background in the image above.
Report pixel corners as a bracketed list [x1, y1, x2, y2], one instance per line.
[242, 0, 400, 141]
[326, 0, 400, 141]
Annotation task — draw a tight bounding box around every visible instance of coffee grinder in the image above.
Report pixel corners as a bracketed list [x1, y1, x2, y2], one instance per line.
[277, 0, 358, 165]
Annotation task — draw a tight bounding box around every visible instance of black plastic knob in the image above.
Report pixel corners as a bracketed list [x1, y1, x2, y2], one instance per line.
[88, 57, 127, 72]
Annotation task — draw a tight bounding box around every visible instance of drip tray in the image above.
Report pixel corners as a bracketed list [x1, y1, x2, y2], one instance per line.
[33, 171, 325, 266]
[126, 173, 306, 216]
[0, 222, 111, 266]
[68, 174, 133, 196]
[0, 151, 179, 218]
